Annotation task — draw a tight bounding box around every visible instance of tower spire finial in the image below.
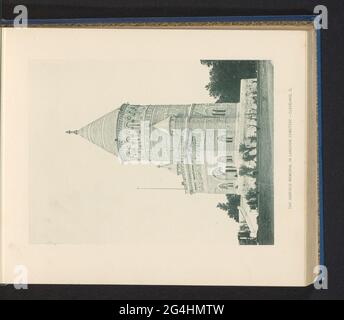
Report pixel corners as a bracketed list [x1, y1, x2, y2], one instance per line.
[66, 129, 79, 135]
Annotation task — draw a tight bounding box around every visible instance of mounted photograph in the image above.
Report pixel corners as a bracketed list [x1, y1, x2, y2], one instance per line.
[66, 60, 274, 246]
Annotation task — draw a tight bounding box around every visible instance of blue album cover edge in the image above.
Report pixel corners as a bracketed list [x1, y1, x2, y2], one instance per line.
[1, 15, 316, 25]
[317, 28, 324, 266]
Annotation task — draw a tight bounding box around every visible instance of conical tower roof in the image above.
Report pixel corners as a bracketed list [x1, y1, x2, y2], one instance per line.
[67, 109, 120, 155]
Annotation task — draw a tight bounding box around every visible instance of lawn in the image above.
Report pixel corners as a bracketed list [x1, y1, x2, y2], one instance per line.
[256, 61, 274, 245]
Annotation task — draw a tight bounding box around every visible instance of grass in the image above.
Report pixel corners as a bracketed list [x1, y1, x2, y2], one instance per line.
[255, 61, 274, 245]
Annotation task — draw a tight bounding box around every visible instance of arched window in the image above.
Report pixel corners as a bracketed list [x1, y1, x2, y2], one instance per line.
[212, 108, 226, 116]
[225, 166, 236, 173]
[218, 182, 234, 190]
[212, 167, 226, 180]
[127, 121, 140, 129]
[218, 135, 234, 143]
[218, 155, 233, 163]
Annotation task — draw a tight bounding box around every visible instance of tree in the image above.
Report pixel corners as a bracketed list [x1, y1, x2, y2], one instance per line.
[239, 143, 255, 154]
[245, 188, 258, 210]
[239, 165, 257, 177]
[239, 143, 247, 154]
[247, 199, 258, 210]
[246, 188, 258, 201]
[217, 202, 229, 212]
[243, 152, 256, 162]
[217, 194, 241, 222]
[201, 60, 257, 103]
